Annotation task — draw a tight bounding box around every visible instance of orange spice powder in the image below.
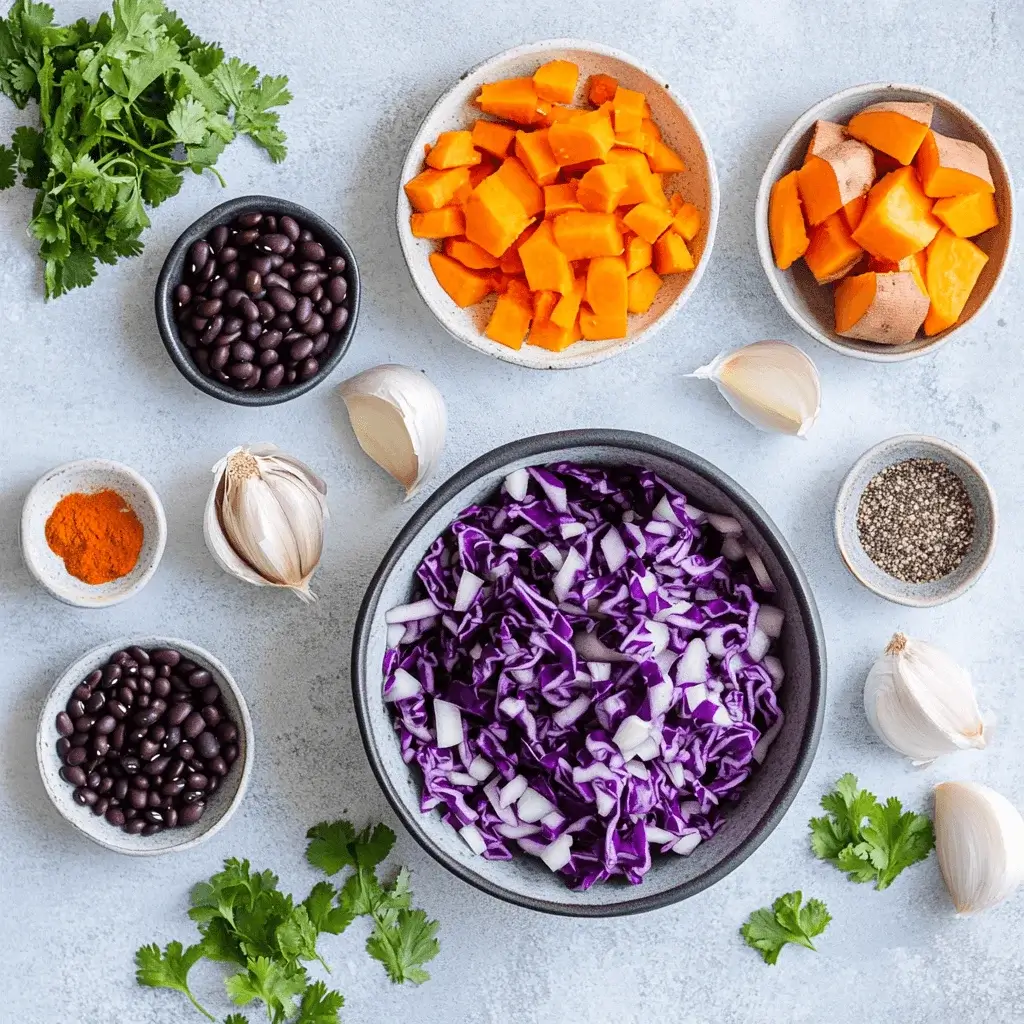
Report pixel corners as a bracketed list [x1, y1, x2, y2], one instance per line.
[44, 489, 145, 585]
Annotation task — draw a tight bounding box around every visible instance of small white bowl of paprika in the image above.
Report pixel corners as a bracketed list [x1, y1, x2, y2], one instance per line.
[21, 458, 167, 608]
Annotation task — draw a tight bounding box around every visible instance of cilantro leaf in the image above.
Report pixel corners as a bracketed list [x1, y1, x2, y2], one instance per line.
[306, 820, 359, 876]
[741, 891, 831, 965]
[303, 880, 354, 936]
[366, 907, 440, 985]
[295, 981, 345, 1024]
[275, 906, 324, 968]
[225, 957, 307, 1024]
[809, 775, 934, 890]
[210, 56, 290, 161]
[0, 144, 16, 188]
[224, 1016, 249, 1024]
[135, 941, 214, 1020]
[168, 94, 210, 144]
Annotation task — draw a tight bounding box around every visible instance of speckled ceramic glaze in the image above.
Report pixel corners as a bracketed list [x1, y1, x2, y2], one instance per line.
[755, 83, 1014, 362]
[353, 430, 825, 915]
[37, 637, 254, 856]
[20, 459, 166, 608]
[397, 40, 720, 369]
[834, 435, 997, 607]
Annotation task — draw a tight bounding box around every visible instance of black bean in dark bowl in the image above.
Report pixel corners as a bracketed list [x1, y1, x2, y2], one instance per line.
[52, 645, 242, 839]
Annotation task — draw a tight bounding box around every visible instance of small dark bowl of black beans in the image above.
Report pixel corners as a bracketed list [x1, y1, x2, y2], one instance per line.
[37, 638, 254, 855]
[155, 196, 360, 406]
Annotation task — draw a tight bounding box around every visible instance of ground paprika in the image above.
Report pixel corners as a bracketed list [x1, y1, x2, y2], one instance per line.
[44, 489, 145, 585]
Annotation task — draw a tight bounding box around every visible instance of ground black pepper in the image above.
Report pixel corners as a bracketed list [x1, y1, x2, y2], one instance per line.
[856, 458, 975, 583]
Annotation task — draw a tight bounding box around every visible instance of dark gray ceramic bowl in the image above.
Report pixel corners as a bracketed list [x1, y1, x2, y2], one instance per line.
[155, 195, 360, 406]
[352, 430, 826, 916]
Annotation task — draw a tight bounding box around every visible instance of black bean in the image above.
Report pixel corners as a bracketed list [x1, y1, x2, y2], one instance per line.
[234, 227, 260, 244]
[61, 765, 88, 787]
[217, 245, 239, 266]
[69, 731, 89, 748]
[237, 211, 263, 228]
[259, 233, 290, 254]
[208, 277, 230, 299]
[105, 806, 125, 826]
[317, 297, 333, 316]
[120, 754, 141, 775]
[209, 224, 230, 252]
[311, 332, 331, 355]
[289, 337, 314, 361]
[240, 297, 260, 322]
[177, 741, 195, 761]
[66, 698, 86, 719]
[223, 315, 244, 336]
[144, 756, 171, 777]
[298, 357, 320, 381]
[110, 724, 126, 751]
[309, 284, 324, 303]
[85, 691, 105, 714]
[216, 722, 238, 744]
[167, 702, 192, 727]
[152, 649, 181, 667]
[293, 296, 314, 324]
[190, 239, 211, 271]
[227, 361, 254, 380]
[279, 261, 297, 279]
[248, 254, 272, 276]
[56, 711, 74, 736]
[263, 364, 286, 389]
[208, 345, 229, 371]
[302, 313, 324, 337]
[277, 215, 299, 241]
[175, 283, 193, 305]
[226, 288, 246, 308]
[258, 348, 280, 368]
[329, 306, 349, 333]
[293, 272, 318, 295]
[182, 712, 206, 740]
[245, 269, 262, 294]
[92, 736, 110, 758]
[106, 699, 128, 720]
[326, 275, 348, 303]
[198, 298, 223, 318]
[200, 705, 221, 728]
[286, 369, 297, 384]
[186, 772, 208, 791]
[200, 315, 224, 346]
[239, 367, 262, 389]
[198, 684, 219, 706]
[86, 771, 101, 790]
[228, 342, 254, 364]
[181, 329, 199, 350]
[56, 737, 71, 758]
[140, 665, 157, 681]
[133, 708, 161, 728]
[147, 790, 162, 808]
[199, 260, 216, 282]
[153, 677, 171, 699]
[73, 715, 96, 734]
[270, 313, 293, 332]
[257, 300, 276, 322]
[298, 240, 325, 261]
[164, 807, 179, 828]
[161, 724, 181, 750]
[141, 822, 162, 836]
[98, 776, 114, 794]
[195, 731, 220, 759]
[94, 714, 117, 735]
[139, 738, 160, 761]
[224, 262, 241, 282]
[161, 778, 186, 797]
[74, 787, 98, 806]
[136, 695, 151, 710]
[268, 286, 296, 312]
[179, 802, 205, 825]
[223, 742, 239, 765]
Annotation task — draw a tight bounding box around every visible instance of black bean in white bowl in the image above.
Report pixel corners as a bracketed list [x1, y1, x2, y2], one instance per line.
[37, 637, 254, 855]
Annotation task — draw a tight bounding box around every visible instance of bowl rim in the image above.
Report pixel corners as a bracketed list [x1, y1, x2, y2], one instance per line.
[833, 433, 998, 607]
[36, 635, 255, 856]
[351, 428, 827, 916]
[754, 81, 1016, 363]
[154, 194, 361, 406]
[20, 458, 167, 608]
[396, 38, 721, 370]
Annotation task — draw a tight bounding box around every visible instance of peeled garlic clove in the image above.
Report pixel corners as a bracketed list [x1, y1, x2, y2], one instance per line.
[864, 633, 986, 765]
[934, 781, 1024, 914]
[687, 340, 821, 436]
[340, 364, 446, 500]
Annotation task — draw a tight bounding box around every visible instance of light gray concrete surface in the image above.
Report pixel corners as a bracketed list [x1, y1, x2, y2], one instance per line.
[1, 1, 1021, 1021]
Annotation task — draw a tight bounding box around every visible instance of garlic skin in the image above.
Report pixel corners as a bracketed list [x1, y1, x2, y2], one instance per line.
[339, 365, 446, 500]
[688, 340, 821, 436]
[204, 443, 328, 602]
[934, 781, 1024, 915]
[864, 633, 986, 765]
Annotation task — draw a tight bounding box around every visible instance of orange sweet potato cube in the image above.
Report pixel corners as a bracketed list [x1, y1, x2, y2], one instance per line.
[515, 129, 560, 186]
[471, 120, 516, 159]
[576, 164, 628, 213]
[604, 148, 657, 206]
[544, 182, 583, 218]
[549, 109, 615, 166]
[586, 255, 628, 317]
[410, 207, 466, 238]
[519, 220, 574, 294]
[653, 231, 695, 274]
[429, 252, 493, 307]
[476, 77, 542, 125]
[612, 86, 646, 134]
[464, 174, 532, 257]
[550, 275, 586, 329]
[625, 234, 653, 275]
[579, 303, 627, 340]
[647, 140, 686, 173]
[426, 131, 482, 169]
[404, 167, 471, 212]
[494, 156, 544, 217]
[627, 266, 663, 313]
[552, 211, 624, 260]
[587, 73, 618, 106]
[533, 60, 579, 104]
[485, 278, 533, 348]
[623, 202, 674, 244]
[443, 236, 500, 269]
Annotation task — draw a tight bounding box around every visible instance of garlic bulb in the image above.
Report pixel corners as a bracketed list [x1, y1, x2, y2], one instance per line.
[204, 443, 328, 602]
[864, 633, 986, 765]
[339, 364, 446, 499]
[687, 340, 821, 436]
[934, 781, 1024, 914]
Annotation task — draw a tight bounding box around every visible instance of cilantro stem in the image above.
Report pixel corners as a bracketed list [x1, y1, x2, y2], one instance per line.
[101, 131, 187, 165]
[185, 989, 215, 1021]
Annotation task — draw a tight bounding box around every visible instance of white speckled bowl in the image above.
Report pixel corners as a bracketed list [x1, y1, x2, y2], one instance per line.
[37, 637, 254, 856]
[755, 83, 1015, 362]
[397, 39, 719, 369]
[21, 459, 166, 608]
[835, 435, 997, 607]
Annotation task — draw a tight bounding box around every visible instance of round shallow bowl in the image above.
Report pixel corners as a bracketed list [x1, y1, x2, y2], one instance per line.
[353, 429, 825, 915]
[398, 39, 719, 369]
[155, 195, 361, 406]
[755, 82, 1014, 362]
[21, 459, 166, 608]
[835, 434, 997, 607]
[37, 637, 254, 855]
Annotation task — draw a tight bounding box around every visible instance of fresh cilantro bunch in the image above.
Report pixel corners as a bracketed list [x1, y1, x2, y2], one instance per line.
[135, 820, 440, 1024]
[0, 0, 290, 297]
[740, 891, 831, 965]
[809, 773, 934, 890]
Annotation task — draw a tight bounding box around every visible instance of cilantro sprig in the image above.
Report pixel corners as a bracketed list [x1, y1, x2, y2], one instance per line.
[0, 0, 291, 297]
[741, 891, 831, 965]
[809, 773, 934, 890]
[135, 820, 440, 1024]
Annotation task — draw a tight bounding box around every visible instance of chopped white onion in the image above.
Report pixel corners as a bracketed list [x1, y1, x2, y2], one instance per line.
[600, 526, 629, 573]
[468, 756, 494, 782]
[449, 771, 478, 787]
[553, 694, 591, 728]
[534, 472, 568, 512]
[588, 661, 611, 681]
[763, 655, 785, 689]
[684, 504, 707, 523]
[625, 760, 650, 780]
[386, 623, 406, 648]
[384, 598, 439, 624]
[747, 626, 770, 662]
[753, 713, 785, 763]
[552, 547, 585, 602]
[632, 735, 661, 761]
[499, 775, 527, 808]
[676, 638, 709, 682]
[707, 513, 742, 535]
[496, 822, 540, 839]
[499, 533, 530, 550]
[721, 536, 744, 560]
[539, 543, 564, 569]
[384, 667, 421, 702]
[655, 599, 693, 623]
[452, 570, 483, 613]
[459, 824, 486, 855]
[705, 629, 727, 658]
[684, 683, 709, 711]
[540, 810, 565, 829]
[503, 468, 529, 501]
[648, 679, 674, 717]
[433, 698, 463, 747]
[756, 605, 785, 639]
[540, 833, 573, 871]
[560, 521, 586, 539]
[646, 825, 676, 845]
[517, 787, 556, 823]
[694, 587, 718, 602]
[613, 714, 651, 755]
[744, 543, 776, 592]
[653, 494, 682, 526]
[673, 832, 702, 855]
[484, 779, 517, 826]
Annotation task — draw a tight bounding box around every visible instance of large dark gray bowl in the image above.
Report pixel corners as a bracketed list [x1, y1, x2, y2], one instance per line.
[352, 430, 826, 916]
[155, 195, 360, 406]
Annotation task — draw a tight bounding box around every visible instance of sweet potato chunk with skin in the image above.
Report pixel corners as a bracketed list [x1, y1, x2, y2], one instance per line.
[923, 228, 989, 336]
[805, 120, 846, 161]
[471, 119, 516, 159]
[835, 271, 929, 343]
[551, 275, 585, 329]
[429, 252, 493, 307]
[404, 167, 471, 212]
[443, 236, 500, 269]
[623, 202, 674, 244]
[852, 166, 941, 261]
[586, 256, 628, 317]
[576, 163, 628, 213]
[477, 78, 542, 125]
[552, 211, 623, 260]
[494, 157, 544, 217]
[915, 129, 994, 197]
[627, 266, 662, 313]
[796, 140, 875, 225]
[485, 278, 533, 348]
[515, 129, 560, 185]
[867, 252, 927, 296]
[846, 102, 933, 165]
[653, 231, 695, 274]
[588, 73, 618, 106]
[410, 206, 466, 239]
[549, 109, 615, 165]
[579, 304, 627, 340]
[533, 60, 579, 104]
[647, 140, 686, 173]
[768, 170, 810, 270]
[625, 234, 652, 275]
[804, 211, 864, 284]
[464, 174, 531, 257]
[932, 191, 999, 238]
[519, 220, 574, 295]
[426, 131, 482, 169]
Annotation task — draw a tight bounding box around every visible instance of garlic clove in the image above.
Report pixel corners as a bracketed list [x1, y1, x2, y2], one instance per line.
[203, 474, 273, 589]
[339, 364, 446, 500]
[864, 633, 986, 765]
[687, 340, 821, 436]
[934, 781, 1024, 914]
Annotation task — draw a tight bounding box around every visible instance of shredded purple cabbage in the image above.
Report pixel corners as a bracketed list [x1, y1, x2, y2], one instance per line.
[382, 463, 785, 889]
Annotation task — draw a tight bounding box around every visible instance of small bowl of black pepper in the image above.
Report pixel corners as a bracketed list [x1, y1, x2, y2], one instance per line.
[37, 637, 254, 855]
[156, 196, 360, 406]
[834, 434, 998, 607]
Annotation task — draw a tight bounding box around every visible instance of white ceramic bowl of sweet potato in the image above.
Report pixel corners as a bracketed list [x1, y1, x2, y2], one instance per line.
[397, 39, 719, 369]
[755, 83, 1014, 362]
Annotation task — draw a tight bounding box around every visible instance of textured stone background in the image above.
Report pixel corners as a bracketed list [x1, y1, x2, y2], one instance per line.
[1, 1, 1022, 1022]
